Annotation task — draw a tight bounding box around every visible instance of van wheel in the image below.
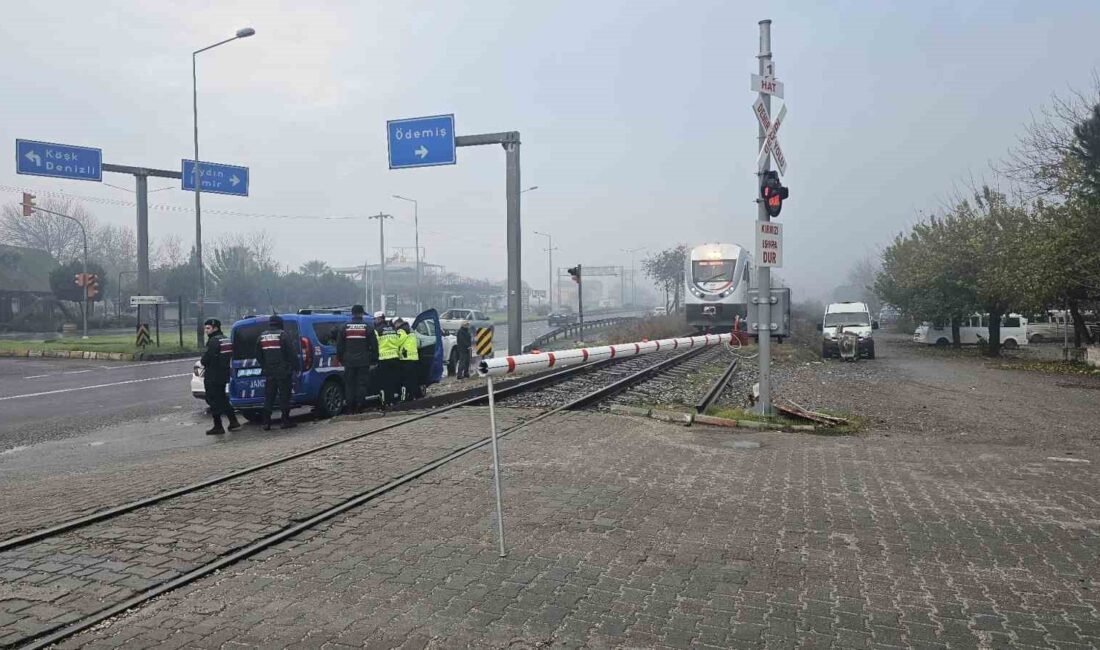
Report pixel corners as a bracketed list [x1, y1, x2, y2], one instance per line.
[240, 410, 264, 424]
[866, 341, 876, 359]
[1003, 339, 1019, 350]
[1029, 334, 1044, 343]
[935, 338, 950, 347]
[821, 343, 831, 359]
[314, 378, 346, 418]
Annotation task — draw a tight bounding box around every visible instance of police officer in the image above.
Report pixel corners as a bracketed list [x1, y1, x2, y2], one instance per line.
[455, 320, 472, 380]
[201, 318, 240, 435]
[336, 304, 378, 414]
[254, 314, 299, 430]
[396, 318, 421, 401]
[375, 315, 402, 406]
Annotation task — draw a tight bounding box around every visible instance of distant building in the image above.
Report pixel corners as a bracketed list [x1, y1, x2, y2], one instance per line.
[0, 244, 57, 324]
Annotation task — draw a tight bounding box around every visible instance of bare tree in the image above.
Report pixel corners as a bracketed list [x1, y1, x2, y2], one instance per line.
[151, 233, 186, 269]
[0, 196, 95, 262]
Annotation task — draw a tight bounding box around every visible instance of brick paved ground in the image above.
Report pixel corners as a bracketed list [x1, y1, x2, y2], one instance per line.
[0, 407, 528, 648]
[61, 408, 1099, 649]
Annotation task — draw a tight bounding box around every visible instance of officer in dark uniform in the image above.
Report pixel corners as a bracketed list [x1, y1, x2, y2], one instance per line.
[201, 318, 240, 435]
[336, 304, 378, 414]
[254, 314, 299, 430]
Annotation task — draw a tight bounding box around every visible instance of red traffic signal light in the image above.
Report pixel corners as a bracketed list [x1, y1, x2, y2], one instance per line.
[567, 265, 581, 284]
[21, 192, 36, 217]
[760, 171, 789, 218]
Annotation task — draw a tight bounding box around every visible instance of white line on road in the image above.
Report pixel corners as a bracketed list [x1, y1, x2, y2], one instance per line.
[0, 374, 191, 402]
[22, 357, 198, 380]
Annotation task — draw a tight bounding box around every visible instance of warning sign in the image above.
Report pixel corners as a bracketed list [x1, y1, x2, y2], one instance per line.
[135, 323, 152, 347]
[475, 327, 493, 358]
[755, 222, 783, 268]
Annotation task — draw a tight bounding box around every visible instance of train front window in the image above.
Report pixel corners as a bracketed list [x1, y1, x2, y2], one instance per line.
[693, 260, 734, 284]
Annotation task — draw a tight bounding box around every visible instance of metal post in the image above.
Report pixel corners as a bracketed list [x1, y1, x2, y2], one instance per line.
[363, 260, 369, 309]
[505, 141, 522, 355]
[414, 201, 420, 312]
[577, 264, 583, 325]
[756, 19, 774, 416]
[135, 174, 150, 294]
[178, 296, 184, 347]
[485, 376, 507, 557]
[155, 304, 161, 347]
[81, 233, 88, 339]
[369, 214, 394, 314]
[192, 52, 205, 349]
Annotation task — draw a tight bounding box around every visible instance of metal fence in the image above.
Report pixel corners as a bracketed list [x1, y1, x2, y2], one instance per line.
[522, 317, 638, 353]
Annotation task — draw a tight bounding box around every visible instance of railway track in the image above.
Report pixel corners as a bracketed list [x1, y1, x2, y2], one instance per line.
[0, 341, 717, 649]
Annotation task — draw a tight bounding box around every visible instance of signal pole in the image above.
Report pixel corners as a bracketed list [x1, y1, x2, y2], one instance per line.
[25, 198, 89, 339]
[756, 19, 774, 416]
[369, 213, 394, 314]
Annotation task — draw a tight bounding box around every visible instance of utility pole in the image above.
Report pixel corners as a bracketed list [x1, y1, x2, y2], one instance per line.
[533, 231, 555, 311]
[392, 195, 420, 311]
[621, 247, 644, 308]
[756, 19, 774, 416]
[369, 213, 394, 314]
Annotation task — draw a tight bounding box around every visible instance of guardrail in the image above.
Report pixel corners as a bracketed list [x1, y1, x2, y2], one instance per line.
[522, 317, 639, 353]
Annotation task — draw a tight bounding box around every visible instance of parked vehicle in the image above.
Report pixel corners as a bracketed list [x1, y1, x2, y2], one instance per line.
[227, 309, 444, 421]
[1027, 310, 1070, 343]
[913, 313, 1029, 348]
[547, 310, 576, 326]
[191, 360, 205, 399]
[818, 301, 878, 359]
[439, 308, 493, 335]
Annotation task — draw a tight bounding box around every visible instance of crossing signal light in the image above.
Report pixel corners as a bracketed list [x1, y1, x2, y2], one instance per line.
[74, 273, 89, 288]
[760, 171, 789, 218]
[85, 274, 100, 299]
[21, 192, 36, 217]
[567, 265, 581, 284]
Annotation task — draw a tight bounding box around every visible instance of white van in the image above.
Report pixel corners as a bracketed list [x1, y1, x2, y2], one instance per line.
[913, 313, 1029, 349]
[818, 301, 877, 359]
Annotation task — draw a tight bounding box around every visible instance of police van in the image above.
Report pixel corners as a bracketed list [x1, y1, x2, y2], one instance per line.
[227, 308, 445, 421]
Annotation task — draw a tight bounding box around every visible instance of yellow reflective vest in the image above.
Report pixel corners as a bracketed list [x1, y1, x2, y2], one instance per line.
[399, 330, 419, 361]
[377, 325, 402, 361]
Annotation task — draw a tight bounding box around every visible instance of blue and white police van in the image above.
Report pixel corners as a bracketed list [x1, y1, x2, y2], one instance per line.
[226, 308, 445, 421]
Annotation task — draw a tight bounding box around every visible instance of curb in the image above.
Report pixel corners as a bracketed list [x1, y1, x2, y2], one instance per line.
[607, 404, 816, 433]
[0, 348, 198, 362]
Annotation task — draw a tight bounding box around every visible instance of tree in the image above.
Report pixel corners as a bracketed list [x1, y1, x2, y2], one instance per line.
[0, 196, 94, 263]
[642, 245, 688, 313]
[299, 260, 331, 277]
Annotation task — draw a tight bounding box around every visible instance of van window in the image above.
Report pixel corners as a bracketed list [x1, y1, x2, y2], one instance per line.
[1003, 316, 1021, 328]
[232, 321, 300, 360]
[969, 316, 981, 328]
[312, 321, 343, 346]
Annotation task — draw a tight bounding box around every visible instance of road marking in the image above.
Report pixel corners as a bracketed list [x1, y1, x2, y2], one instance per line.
[0, 373, 191, 402]
[22, 357, 197, 380]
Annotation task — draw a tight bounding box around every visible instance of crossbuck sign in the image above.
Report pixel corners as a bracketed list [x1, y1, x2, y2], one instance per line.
[752, 97, 788, 176]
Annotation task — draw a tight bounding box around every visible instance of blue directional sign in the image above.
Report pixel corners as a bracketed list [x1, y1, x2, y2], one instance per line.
[387, 114, 456, 169]
[16, 139, 102, 182]
[181, 159, 249, 197]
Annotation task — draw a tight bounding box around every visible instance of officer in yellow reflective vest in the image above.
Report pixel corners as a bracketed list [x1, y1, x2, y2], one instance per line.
[375, 317, 402, 407]
[396, 318, 421, 401]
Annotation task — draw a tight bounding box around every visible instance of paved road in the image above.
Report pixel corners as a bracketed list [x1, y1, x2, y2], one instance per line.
[0, 356, 201, 452]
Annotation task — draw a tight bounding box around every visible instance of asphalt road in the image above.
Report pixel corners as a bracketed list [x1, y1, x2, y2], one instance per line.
[0, 356, 202, 452]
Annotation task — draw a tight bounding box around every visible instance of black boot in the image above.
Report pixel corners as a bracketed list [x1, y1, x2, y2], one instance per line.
[226, 414, 242, 431]
[262, 414, 272, 431]
[206, 415, 225, 435]
[280, 416, 297, 430]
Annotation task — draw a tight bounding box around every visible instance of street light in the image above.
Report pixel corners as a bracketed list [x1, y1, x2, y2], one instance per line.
[530, 230, 554, 312]
[621, 247, 645, 308]
[392, 194, 421, 312]
[192, 26, 255, 347]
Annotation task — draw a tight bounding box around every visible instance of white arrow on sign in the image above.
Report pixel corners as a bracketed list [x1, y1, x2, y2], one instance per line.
[750, 74, 784, 98]
[752, 98, 788, 176]
[230, 175, 240, 187]
[415, 145, 429, 159]
[25, 150, 41, 166]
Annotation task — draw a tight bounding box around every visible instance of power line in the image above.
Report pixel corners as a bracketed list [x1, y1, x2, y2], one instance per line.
[1, 184, 367, 221]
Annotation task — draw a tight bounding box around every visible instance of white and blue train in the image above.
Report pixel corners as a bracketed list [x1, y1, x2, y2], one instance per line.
[684, 242, 753, 331]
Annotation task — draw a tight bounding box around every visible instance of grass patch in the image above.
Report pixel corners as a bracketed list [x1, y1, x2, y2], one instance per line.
[605, 315, 687, 344]
[995, 359, 1100, 377]
[0, 335, 200, 356]
[705, 405, 801, 428]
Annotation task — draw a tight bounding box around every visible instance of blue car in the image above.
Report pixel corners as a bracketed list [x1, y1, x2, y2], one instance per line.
[227, 308, 445, 421]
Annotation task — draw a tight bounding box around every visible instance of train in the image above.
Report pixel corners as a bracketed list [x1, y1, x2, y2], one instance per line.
[684, 242, 753, 331]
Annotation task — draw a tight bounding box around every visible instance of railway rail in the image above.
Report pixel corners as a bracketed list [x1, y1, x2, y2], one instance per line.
[0, 338, 723, 649]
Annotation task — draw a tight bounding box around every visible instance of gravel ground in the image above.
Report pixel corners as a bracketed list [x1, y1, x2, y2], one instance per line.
[766, 332, 1100, 449]
[600, 346, 730, 411]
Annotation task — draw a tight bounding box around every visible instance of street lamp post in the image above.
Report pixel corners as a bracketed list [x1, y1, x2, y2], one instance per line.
[392, 194, 420, 312]
[192, 26, 255, 347]
[533, 231, 556, 311]
[621, 247, 645, 308]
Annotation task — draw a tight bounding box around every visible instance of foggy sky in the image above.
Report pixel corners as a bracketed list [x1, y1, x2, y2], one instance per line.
[2, 0, 1098, 301]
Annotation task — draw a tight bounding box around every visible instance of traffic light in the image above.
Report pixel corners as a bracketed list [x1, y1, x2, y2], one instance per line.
[21, 192, 36, 217]
[85, 274, 100, 300]
[74, 273, 88, 288]
[567, 266, 581, 284]
[760, 171, 789, 218]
